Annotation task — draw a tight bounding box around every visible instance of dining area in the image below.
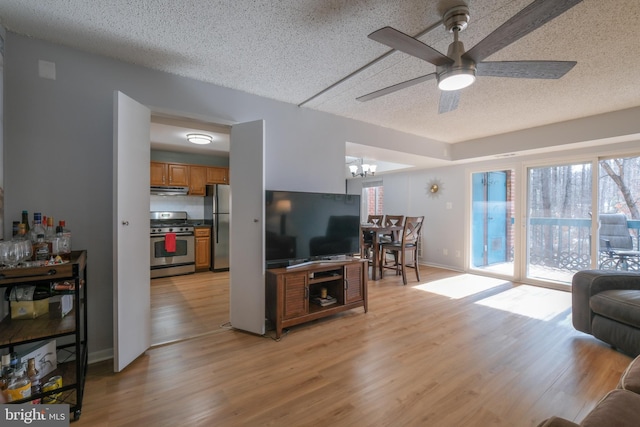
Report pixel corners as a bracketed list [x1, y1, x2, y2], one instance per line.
[360, 214, 425, 284]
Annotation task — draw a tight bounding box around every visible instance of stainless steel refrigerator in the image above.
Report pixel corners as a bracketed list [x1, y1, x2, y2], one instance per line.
[204, 184, 230, 271]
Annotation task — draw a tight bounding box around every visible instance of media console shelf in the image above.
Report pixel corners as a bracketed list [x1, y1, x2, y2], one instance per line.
[266, 259, 368, 339]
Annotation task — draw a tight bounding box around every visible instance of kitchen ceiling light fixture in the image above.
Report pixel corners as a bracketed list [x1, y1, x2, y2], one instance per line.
[348, 159, 377, 178]
[186, 133, 213, 145]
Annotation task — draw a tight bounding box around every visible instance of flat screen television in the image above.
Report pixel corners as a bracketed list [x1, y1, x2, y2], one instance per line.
[265, 190, 361, 268]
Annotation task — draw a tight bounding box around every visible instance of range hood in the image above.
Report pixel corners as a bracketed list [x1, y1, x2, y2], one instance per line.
[150, 186, 189, 196]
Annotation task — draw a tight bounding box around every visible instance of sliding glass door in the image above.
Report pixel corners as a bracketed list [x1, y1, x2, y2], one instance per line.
[597, 156, 640, 271]
[470, 170, 515, 276]
[469, 154, 640, 287]
[525, 162, 592, 284]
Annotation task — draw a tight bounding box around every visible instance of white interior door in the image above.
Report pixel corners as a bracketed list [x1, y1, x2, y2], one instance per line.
[113, 91, 151, 371]
[229, 120, 265, 335]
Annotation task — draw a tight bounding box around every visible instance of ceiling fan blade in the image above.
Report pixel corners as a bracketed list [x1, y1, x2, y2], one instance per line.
[369, 26, 453, 67]
[476, 61, 577, 79]
[439, 90, 460, 114]
[357, 73, 437, 102]
[462, 0, 583, 63]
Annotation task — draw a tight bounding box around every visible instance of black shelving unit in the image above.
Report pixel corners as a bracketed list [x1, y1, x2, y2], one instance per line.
[0, 250, 87, 421]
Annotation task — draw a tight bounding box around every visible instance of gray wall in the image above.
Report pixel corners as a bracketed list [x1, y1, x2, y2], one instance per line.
[4, 33, 446, 359]
[150, 150, 229, 167]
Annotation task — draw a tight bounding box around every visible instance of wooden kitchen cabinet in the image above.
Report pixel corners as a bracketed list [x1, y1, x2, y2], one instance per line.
[189, 165, 207, 195]
[265, 259, 368, 339]
[167, 163, 189, 186]
[206, 166, 229, 184]
[150, 161, 168, 185]
[194, 227, 211, 271]
[150, 162, 190, 187]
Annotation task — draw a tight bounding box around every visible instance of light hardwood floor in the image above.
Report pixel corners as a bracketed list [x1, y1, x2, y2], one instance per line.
[150, 271, 230, 345]
[78, 267, 632, 426]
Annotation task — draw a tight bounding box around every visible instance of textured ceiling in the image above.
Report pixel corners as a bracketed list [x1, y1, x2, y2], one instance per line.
[1, 0, 639, 153]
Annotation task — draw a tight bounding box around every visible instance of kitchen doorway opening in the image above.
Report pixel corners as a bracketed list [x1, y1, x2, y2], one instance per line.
[149, 113, 232, 346]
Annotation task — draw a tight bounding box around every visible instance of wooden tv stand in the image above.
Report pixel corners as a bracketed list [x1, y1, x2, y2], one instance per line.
[266, 259, 368, 339]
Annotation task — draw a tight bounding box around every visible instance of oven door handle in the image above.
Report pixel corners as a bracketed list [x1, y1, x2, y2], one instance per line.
[151, 232, 194, 237]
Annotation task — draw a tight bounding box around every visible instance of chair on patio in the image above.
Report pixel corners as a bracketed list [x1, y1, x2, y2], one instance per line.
[379, 216, 424, 285]
[599, 213, 640, 270]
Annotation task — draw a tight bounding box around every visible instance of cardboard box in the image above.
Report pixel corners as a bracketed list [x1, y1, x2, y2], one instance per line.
[49, 294, 73, 318]
[20, 339, 57, 378]
[10, 298, 49, 319]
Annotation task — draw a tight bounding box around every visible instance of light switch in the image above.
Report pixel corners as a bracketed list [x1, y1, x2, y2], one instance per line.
[39, 60, 56, 80]
[446, 202, 453, 209]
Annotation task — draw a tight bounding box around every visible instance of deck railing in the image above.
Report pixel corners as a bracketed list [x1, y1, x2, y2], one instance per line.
[528, 217, 640, 271]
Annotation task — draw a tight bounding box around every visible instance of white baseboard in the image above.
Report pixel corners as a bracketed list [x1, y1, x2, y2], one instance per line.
[88, 348, 113, 365]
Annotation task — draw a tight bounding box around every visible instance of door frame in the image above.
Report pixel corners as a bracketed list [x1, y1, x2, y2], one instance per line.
[114, 101, 267, 371]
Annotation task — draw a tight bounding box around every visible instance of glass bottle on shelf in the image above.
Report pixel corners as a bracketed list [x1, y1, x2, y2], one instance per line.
[16, 223, 27, 240]
[56, 225, 71, 261]
[5, 362, 31, 402]
[46, 217, 55, 240]
[30, 212, 46, 244]
[21, 210, 30, 235]
[0, 354, 12, 393]
[46, 217, 58, 257]
[27, 358, 41, 403]
[58, 221, 72, 259]
[33, 234, 50, 261]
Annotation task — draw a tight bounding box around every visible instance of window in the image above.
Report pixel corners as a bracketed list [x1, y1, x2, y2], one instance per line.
[361, 181, 383, 220]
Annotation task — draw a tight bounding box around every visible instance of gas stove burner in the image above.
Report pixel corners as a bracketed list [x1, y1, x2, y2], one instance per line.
[150, 223, 194, 234]
[150, 211, 194, 235]
[150, 221, 190, 228]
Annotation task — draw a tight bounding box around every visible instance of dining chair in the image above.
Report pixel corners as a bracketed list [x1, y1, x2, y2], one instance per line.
[380, 215, 405, 242]
[361, 215, 384, 260]
[367, 214, 384, 225]
[379, 216, 424, 285]
[378, 215, 405, 267]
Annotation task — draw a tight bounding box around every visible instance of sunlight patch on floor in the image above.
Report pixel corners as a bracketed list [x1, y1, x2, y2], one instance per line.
[412, 274, 510, 299]
[475, 285, 572, 321]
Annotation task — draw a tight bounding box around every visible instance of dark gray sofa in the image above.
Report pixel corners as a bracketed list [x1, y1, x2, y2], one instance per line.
[537, 355, 640, 426]
[572, 270, 640, 357]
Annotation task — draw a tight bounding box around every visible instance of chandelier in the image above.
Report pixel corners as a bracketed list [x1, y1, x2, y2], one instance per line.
[348, 159, 377, 178]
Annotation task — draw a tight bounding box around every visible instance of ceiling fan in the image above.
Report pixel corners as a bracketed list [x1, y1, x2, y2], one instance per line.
[357, 0, 582, 113]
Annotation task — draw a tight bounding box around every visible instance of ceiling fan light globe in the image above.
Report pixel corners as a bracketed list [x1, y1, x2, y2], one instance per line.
[438, 72, 476, 91]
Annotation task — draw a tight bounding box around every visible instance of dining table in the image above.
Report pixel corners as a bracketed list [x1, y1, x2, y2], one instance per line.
[360, 224, 404, 280]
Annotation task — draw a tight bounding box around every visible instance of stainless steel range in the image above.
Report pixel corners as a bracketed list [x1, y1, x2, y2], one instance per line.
[150, 211, 195, 278]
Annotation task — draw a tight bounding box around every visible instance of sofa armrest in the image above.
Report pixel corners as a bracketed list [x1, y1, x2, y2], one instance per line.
[536, 416, 579, 427]
[572, 270, 640, 333]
